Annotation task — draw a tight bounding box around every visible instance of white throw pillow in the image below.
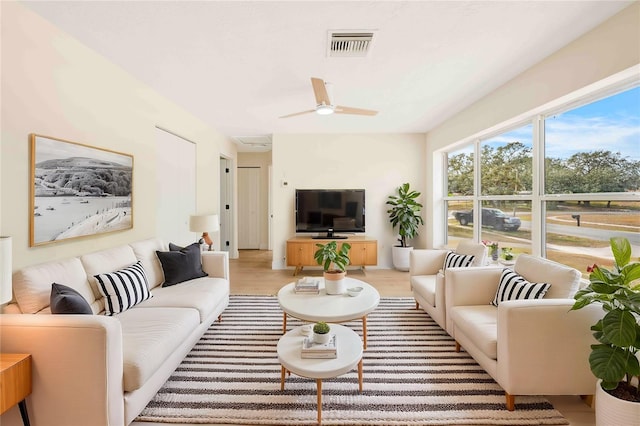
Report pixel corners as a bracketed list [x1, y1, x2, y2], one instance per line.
[443, 251, 475, 269]
[95, 261, 151, 315]
[491, 268, 550, 306]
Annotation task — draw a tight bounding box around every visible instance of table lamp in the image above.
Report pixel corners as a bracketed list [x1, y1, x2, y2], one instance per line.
[189, 214, 219, 251]
[0, 236, 13, 305]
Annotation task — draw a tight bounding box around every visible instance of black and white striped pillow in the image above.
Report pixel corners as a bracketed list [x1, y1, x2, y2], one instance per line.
[95, 261, 151, 315]
[491, 268, 550, 306]
[443, 251, 475, 269]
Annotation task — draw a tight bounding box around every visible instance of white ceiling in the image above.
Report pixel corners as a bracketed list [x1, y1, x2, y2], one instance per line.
[22, 1, 633, 151]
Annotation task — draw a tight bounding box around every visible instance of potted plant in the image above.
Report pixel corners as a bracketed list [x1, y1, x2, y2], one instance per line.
[386, 182, 424, 271]
[313, 321, 331, 344]
[314, 241, 351, 295]
[571, 237, 640, 425]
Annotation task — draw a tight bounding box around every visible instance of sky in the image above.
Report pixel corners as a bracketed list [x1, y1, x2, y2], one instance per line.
[452, 85, 639, 161]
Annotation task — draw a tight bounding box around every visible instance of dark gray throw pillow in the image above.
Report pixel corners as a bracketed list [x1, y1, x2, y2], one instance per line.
[157, 242, 207, 287]
[50, 283, 93, 314]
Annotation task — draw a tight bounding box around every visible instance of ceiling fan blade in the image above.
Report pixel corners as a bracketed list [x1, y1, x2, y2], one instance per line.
[279, 109, 316, 119]
[334, 105, 378, 116]
[311, 77, 331, 106]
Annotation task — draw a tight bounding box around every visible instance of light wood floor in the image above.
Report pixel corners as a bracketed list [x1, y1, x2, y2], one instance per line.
[230, 249, 414, 297]
[228, 250, 596, 426]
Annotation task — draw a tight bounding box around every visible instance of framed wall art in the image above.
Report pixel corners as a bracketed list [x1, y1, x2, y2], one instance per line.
[30, 134, 133, 246]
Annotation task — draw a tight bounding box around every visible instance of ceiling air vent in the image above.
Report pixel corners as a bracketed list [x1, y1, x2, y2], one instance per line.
[328, 31, 375, 57]
[233, 135, 272, 151]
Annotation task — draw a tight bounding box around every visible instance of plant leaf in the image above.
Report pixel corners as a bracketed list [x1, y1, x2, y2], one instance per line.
[601, 309, 637, 347]
[589, 344, 627, 384]
[610, 237, 631, 269]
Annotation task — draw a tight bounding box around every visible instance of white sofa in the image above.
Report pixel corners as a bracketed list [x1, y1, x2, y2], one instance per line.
[410, 240, 486, 333]
[445, 254, 603, 410]
[0, 238, 230, 426]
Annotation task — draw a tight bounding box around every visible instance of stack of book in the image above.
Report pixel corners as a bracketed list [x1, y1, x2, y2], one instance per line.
[301, 335, 337, 359]
[294, 277, 320, 294]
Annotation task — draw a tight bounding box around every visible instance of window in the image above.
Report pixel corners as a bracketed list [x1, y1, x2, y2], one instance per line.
[444, 83, 639, 275]
[481, 124, 533, 196]
[543, 86, 640, 273]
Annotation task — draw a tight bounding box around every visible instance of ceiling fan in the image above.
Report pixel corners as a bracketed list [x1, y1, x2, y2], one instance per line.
[280, 77, 378, 118]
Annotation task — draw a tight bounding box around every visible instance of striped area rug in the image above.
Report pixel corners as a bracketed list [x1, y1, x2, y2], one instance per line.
[137, 295, 568, 425]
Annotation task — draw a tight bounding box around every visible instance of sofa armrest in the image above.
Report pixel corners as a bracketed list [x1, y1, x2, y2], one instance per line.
[0, 314, 124, 426]
[410, 249, 448, 276]
[445, 266, 503, 307]
[201, 251, 229, 280]
[496, 299, 603, 396]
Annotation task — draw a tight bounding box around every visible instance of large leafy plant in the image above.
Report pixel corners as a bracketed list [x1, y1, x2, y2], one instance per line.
[314, 241, 351, 272]
[571, 237, 640, 400]
[386, 183, 424, 248]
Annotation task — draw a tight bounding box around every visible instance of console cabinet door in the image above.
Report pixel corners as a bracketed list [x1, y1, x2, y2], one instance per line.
[286, 242, 315, 267]
[349, 241, 377, 266]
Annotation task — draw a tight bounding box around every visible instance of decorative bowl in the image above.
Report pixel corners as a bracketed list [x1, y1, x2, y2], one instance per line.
[347, 286, 363, 297]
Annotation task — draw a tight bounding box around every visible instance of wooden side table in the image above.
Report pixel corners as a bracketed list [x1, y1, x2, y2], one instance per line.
[0, 354, 32, 426]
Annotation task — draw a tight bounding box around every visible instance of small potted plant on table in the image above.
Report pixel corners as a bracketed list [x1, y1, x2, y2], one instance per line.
[314, 241, 351, 295]
[571, 237, 640, 425]
[313, 321, 331, 344]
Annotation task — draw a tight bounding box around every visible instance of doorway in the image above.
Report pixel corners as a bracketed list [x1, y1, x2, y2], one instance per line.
[238, 166, 261, 249]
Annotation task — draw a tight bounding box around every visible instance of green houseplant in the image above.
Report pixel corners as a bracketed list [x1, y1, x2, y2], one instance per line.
[571, 237, 640, 424]
[314, 241, 351, 295]
[313, 321, 331, 344]
[386, 182, 424, 270]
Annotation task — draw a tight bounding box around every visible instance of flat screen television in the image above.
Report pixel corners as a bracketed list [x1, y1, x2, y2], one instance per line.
[295, 189, 365, 238]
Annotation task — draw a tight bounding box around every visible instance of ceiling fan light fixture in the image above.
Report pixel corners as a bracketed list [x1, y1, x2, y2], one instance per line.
[316, 104, 335, 115]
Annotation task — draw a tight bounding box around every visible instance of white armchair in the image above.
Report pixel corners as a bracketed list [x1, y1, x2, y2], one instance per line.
[410, 240, 486, 333]
[446, 254, 602, 410]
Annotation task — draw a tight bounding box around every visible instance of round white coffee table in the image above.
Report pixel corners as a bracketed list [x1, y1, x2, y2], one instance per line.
[277, 277, 380, 349]
[277, 324, 363, 425]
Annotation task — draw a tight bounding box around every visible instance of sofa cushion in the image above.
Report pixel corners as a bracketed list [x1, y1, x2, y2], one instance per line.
[156, 243, 207, 287]
[451, 305, 498, 360]
[116, 307, 200, 392]
[95, 261, 152, 315]
[81, 245, 138, 312]
[514, 254, 580, 299]
[129, 238, 168, 290]
[13, 257, 97, 314]
[491, 268, 550, 306]
[50, 283, 93, 314]
[444, 251, 475, 269]
[136, 276, 230, 322]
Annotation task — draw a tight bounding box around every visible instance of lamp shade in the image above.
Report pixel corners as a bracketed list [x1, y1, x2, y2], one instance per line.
[0, 236, 12, 305]
[189, 214, 220, 233]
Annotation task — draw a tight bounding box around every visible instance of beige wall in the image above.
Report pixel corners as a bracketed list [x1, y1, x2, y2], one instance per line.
[271, 133, 426, 269]
[0, 2, 237, 270]
[238, 151, 272, 250]
[425, 3, 640, 248]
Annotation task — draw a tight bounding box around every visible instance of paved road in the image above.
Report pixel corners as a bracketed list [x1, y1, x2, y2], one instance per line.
[519, 220, 639, 245]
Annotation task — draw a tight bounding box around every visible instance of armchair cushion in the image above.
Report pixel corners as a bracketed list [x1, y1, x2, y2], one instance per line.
[491, 269, 550, 306]
[444, 251, 474, 269]
[514, 254, 580, 298]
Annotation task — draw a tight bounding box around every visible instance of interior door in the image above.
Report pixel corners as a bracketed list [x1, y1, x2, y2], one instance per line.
[155, 127, 196, 245]
[238, 167, 260, 249]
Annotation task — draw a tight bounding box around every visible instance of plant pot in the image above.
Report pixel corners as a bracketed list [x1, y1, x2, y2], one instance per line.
[392, 246, 413, 271]
[596, 379, 640, 426]
[324, 271, 347, 295]
[313, 332, 331, 344]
